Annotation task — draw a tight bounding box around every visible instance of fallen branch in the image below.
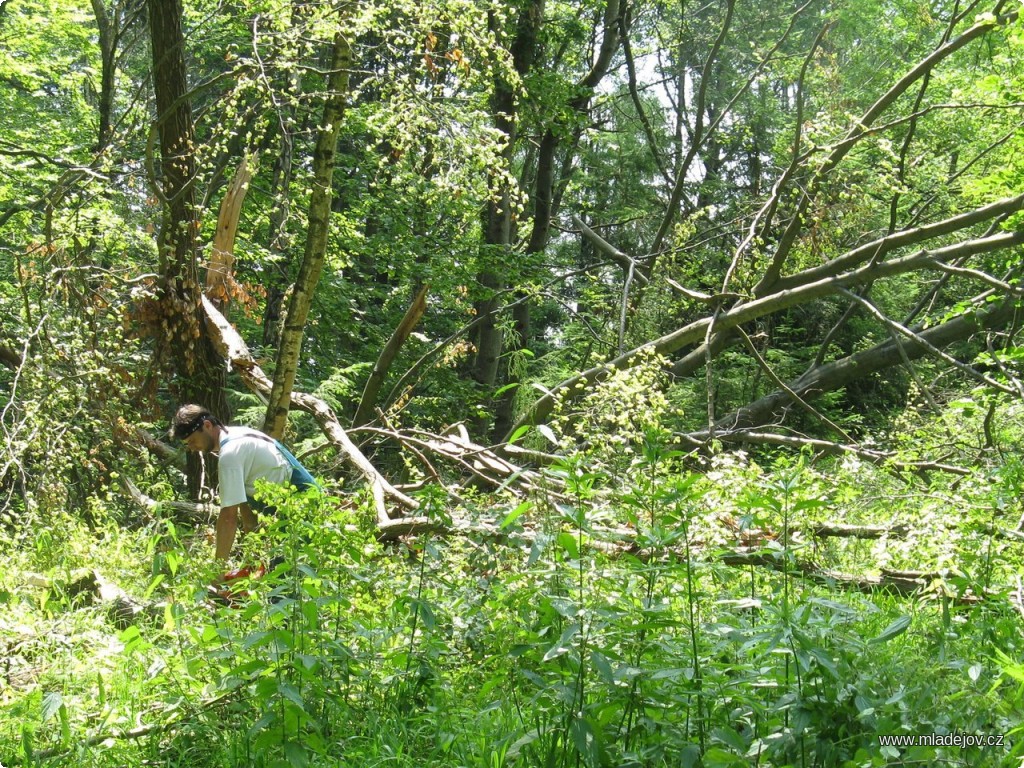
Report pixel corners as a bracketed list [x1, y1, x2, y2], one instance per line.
[700, 430, 972, 476]
[811, 522, 910, 539]
[719, 548, 980, 603]
[352, 423, 562, 498]
[370, 506, 996, 607]
[122, 475, 214, 522]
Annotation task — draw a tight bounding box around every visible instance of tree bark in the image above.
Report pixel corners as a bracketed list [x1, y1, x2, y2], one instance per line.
[0, 343, 20, 369]
[264, 21, 352, 439]
[148, 0, 227, 496]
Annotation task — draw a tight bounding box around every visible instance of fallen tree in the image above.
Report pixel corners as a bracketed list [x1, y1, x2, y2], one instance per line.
[507, 227, 1024, 442]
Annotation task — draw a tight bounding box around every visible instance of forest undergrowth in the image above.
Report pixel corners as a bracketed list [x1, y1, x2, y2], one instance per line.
[3, 397, 1024, 768]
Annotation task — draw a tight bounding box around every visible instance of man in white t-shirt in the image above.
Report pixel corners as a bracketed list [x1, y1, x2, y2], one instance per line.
[171, 404, 317, 561]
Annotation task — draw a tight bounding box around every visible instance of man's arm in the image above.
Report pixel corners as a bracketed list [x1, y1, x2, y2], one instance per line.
[214, 503, 259, 560]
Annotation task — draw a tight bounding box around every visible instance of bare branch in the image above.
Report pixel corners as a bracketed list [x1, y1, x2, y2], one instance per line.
[753, 9, 1020, 294]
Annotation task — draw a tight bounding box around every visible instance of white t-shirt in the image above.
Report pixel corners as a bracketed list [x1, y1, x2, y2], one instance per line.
[217, 426, 291, 508]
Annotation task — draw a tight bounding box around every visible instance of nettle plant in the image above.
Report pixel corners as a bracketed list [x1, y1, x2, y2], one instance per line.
[172, 483, 387, 765]
[495, 402, 1020, 767]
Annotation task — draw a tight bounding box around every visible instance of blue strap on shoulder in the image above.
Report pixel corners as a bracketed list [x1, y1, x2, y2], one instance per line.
[220, 432, 319, 492]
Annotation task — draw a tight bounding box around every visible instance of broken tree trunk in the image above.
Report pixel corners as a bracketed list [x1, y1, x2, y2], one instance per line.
[205, 154, 254, 311]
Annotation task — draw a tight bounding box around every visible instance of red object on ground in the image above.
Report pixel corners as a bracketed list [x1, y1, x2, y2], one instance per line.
[221, 563, 266, 582]
[209, 563, 267, 606]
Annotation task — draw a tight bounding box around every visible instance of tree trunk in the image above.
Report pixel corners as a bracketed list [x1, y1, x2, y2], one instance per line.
[261, 0, 305, 350]
[469, 0, 544, 436]
[485, 0, 620, 441]
[264, 21, 351, 438]
[148, 0, 227, 495]
[89, 0, 116, 149]
[353, 284, 429, 428]
[706, 295, 1020, 436]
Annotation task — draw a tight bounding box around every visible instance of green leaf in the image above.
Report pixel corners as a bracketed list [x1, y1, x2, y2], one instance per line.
[712, 725, 748, 753]
[549, 597, 578, 618]
[703, 746, 747, 767]
[507, 424, 532, 444]
[543, 623, 580, 661]
[277, 683, 306, 712]
[569, 715, 603, 768]
[284, 742, 309, 768]
[143, 574, 165, 600]
[59, 701, 71, 745]
[869, 615, 912, 644]
[651, 667, 693, 680]
[21, 726, 32, 763]
[500, 500, 532, 529]
[808, 648, 839, 678]
[41, 692, 63, 722]
[557, 531, 580, 559]
[590, 651, 614, 683]
[537, 424, 559, 445]
[507, 728, 540, 760]
[680, 744, 701, 768]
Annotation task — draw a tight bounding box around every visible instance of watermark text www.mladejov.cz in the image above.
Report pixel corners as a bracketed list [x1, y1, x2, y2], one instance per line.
[878, 732, 1004, 748]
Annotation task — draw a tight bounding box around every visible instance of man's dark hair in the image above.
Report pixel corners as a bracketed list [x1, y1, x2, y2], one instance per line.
[170, 404, 222, 440]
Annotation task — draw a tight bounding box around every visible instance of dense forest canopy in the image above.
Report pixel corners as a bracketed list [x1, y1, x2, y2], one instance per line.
[2, 0, 1024, 765]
